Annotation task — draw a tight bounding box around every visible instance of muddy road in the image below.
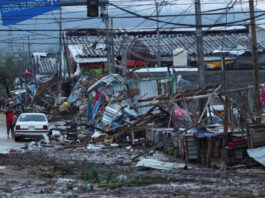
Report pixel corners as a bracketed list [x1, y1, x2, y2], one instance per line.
[0, 145, 265, 198]
[0, 113, 264, 197]
[0, 114, 25, 154]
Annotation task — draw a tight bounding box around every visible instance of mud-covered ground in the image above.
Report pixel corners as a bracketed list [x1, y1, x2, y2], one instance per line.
[0, 145, 265, 198]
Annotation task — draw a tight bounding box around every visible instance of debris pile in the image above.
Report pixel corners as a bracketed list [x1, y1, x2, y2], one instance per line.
[16, 71, 265, 168]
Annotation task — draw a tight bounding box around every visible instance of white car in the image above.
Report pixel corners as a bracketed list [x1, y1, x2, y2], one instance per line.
[14, 113, 49, 141]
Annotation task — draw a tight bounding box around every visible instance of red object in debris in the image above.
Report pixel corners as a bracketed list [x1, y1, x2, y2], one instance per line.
[228, 139, 247, 148]
[80, 62, 104, 69]
[93, 91, 106, 109]
[94, 192, 104, 195]
[25, 68, 33, 77]
[121, 58, 150, 67]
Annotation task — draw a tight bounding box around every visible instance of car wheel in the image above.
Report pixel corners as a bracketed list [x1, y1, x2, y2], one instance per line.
[14, 136, 20, 142]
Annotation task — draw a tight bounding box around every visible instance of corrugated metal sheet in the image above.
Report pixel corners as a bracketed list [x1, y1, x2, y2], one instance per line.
[186, 135, 197, 160]
[65, 28, 256, 60]
[130, 80, 158, 115]
[102, 104, 123, 125]
[87, 74, 125, 93]
[247, 146, 265, 166]
[67, 76, 88, 103]
[38, 57, 58, 74]
[102, 103, 138, 125]
[33, 53, 58, 74]
[136, 159, 185, 170]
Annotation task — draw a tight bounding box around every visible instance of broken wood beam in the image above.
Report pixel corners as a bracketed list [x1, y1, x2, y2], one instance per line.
[131, 123, 197, 160]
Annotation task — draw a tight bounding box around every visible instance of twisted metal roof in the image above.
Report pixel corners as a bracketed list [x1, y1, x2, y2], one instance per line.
[65, 27, 254, 60]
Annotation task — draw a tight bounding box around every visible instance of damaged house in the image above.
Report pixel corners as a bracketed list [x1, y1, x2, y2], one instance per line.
[63, 26, 265, 75]
[32, 52, 59, 84]
[21, 25, 265, 172]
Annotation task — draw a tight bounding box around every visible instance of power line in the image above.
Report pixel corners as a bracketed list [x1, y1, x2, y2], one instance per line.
[109, 2, 265, 27]
[3, 10, 265, 20]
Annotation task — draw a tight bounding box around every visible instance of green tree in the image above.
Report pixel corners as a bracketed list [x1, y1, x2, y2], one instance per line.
[0, 67, 11, 97]
[0, 51, 26, 97]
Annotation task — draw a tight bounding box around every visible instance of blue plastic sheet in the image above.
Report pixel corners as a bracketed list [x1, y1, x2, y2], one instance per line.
[195, 130, 224, 139]
[111, 114, 134, 132]
[92, 93, 102, 124]
[86, 101, 93, 123]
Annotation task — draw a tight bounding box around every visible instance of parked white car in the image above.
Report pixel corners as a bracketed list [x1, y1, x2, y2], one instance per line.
[14, 113, 49, 141]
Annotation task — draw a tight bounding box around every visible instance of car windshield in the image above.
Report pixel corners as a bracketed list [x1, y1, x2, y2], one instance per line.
[18, 114, 47, 122]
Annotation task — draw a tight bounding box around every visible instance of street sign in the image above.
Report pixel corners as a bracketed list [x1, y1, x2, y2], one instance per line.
[0, 0, 61, 26]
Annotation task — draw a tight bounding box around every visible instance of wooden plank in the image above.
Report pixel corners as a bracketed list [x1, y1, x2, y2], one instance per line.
[207, 138, 213, 167]
[131, 131, 135, 145]
[131, 123, 198, 160]
[224, 95, 230, 147]
[123, 88, 139, 96]
[196, 138, 201, 164]
[109, 105, 158, 137]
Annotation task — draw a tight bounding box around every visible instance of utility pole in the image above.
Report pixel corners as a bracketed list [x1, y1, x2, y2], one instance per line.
[58, 7, 62, 103]
[195, 0, 205, 88]
[27, 35, 34, 84]
[103, 6, 112, 74]
[221, 55, 226, 91]
[59, 7, 62, 79]
[155, 1, 161, 68]
[195, 0, 206, 127]
[111, 18, 115, 73]
[249, 0, 262, 122]
[122, 49, 127, 75]
[8, 27, 13, 52]
[221, 53, 229, 146]
[62, 33, 71, 78]
[28, 36, 31, 68]
[19, 63, 23, 88]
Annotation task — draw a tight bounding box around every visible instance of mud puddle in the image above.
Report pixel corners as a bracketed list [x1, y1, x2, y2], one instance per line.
[0, 146, 264, 197]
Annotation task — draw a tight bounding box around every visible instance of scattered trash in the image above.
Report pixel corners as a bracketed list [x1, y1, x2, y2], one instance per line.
[94, 192, 104, 195]
[9, 147, 25, 153]
[136, 159, 186, 170]
[42, 134, 50, 144]
[52, 130, 61, 136]
[59, 135, 64, 143]
[9, 136, 54, 153]
[8, 62, 264, 173]
[247, 146, 265, 167]
[86, 184, 93, 192]
[116, 175, 128, 183]
[87, 144, 104, 150]
[91, 131, 102, 139]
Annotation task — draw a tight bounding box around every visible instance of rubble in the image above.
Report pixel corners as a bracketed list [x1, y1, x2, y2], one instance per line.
[136, 159, 186, 170]
[11, 70, 265, 175]
[247, 146, 265, 166]
[10, 134, 54, 153]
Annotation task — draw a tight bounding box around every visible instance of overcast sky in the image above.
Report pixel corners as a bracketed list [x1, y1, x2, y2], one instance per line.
[0, 0, 264, 52]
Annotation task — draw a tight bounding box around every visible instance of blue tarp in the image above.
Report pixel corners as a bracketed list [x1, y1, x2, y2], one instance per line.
[86, 101, 93, 124]
[92, 93, 102, 124]
[194, 130, 224, 139]
[86, 93, 103, 133]
[28, 84, 37, 96]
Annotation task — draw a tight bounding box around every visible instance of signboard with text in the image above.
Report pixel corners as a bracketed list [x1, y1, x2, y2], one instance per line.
[0, 0, 60, 26]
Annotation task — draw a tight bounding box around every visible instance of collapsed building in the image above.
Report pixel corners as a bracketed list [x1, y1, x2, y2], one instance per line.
[23, 68, 265, 169]
[18, 26, 265, 169]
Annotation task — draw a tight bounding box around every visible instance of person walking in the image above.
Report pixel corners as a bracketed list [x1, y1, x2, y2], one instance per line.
[4, 106, 15, 138]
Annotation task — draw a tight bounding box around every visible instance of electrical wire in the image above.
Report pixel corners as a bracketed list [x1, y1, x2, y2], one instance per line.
[1, 0, 265, 51]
